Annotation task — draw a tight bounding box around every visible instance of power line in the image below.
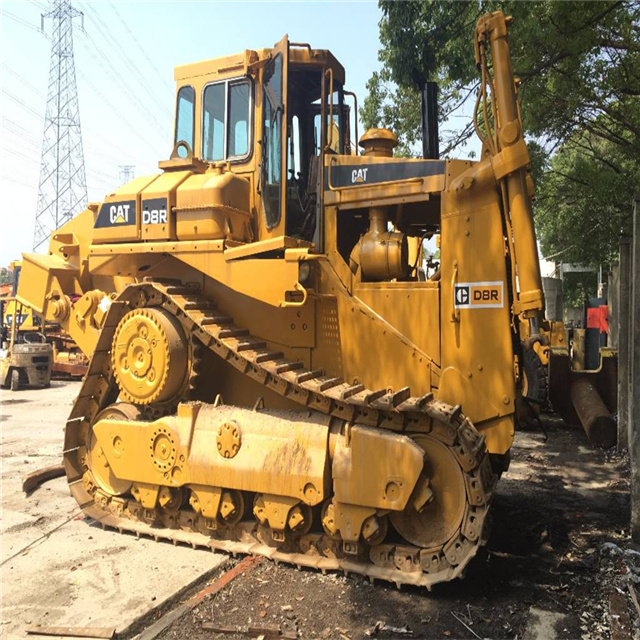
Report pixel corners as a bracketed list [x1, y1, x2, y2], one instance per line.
[75, 4, 171, 133]
[2, 63, 47, 99]
[79, 1, 173, 120]
[75, 30, 170, 142]
[108, 0, 174, 96]
[75, 66, 165, 153]
[1, 8, 49, 37]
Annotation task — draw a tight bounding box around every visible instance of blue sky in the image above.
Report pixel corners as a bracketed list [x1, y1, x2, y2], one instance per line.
[1, 0, 385, 262]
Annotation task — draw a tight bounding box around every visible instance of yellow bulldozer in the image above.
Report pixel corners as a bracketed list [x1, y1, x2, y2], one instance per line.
[17, 12, 546, 588]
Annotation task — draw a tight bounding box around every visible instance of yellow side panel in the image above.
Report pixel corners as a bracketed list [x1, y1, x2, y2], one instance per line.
[354, 282, 441, 366]
[440, 196, 516, 452]
[313, 265, 437, 396]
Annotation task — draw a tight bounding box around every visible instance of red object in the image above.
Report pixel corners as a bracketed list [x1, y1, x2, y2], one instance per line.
[587, 305, 608, 334]
[186, 555, 262, 606]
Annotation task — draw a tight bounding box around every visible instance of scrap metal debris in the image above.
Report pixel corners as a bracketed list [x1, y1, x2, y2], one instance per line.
[22, 464, 65, 494]
[364, 621, 413, 637]
[201, 622, 297, 639]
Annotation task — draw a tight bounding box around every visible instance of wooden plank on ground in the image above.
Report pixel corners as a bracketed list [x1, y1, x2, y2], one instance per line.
[136, 556, 262, 640]
[26, 626, 115, 639]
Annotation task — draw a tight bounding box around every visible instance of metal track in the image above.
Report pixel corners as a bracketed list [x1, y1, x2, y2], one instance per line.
[63, 279, 496, 589]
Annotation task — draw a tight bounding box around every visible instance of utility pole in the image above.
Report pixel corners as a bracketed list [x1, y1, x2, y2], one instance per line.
[630, 195, 640, 541]
[33, 0, 87, 252]
[618, 237, 631, 451]
[119, 165, 135, 184]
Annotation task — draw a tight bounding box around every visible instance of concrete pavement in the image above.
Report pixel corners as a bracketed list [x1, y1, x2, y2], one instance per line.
[1, 380, 226, 639]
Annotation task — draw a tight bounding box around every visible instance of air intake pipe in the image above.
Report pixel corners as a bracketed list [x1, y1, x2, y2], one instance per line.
[359, 207, 409, 282]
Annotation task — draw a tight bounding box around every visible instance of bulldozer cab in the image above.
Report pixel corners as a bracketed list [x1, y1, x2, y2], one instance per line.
[172, 36, 351, 248]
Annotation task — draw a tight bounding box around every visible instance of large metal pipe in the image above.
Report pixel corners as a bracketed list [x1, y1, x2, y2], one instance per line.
[570, 377, 616, 449]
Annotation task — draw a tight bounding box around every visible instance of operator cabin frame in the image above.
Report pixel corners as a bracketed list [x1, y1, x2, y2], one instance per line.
[170, 37, 448, 255]
[172, 37, 356, 247]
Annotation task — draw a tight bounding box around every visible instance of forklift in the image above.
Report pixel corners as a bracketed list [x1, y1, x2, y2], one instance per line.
[0, 297, 52, 391]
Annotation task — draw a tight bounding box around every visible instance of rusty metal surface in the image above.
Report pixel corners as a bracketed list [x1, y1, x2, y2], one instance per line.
[22, 464, 65, 494]
[570, 377, 617, 449]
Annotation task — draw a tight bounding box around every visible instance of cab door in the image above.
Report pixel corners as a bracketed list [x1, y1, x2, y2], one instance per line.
[259, 35, 289, 238]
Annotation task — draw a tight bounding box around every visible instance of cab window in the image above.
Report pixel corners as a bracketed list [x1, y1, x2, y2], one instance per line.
[229, 82, 250, 157]
[175, 86, 195, 157]
[202, 79, 251, 162]
[261, 54, 283, 229]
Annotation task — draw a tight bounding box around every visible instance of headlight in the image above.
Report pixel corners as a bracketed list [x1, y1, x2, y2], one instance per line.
[299, 261, 311, 284]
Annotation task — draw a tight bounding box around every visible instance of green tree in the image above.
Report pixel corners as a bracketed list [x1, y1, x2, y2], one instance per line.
[536, 130, 638, 266]
[362, 1, 640, 264]
[0, 268, 14, 286]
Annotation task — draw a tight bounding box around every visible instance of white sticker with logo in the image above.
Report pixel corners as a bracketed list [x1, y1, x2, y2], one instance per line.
[454, 281, 504, 309]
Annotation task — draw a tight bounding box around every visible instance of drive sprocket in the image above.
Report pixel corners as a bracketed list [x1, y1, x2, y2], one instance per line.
[111, 307, 189, 405]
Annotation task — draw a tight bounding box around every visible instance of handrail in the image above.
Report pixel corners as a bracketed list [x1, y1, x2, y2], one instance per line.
[279, 282, 308, 308]
[343, 90, 359, 155]
[324, 68, 334, 152]
[451, 261, 460, 322]
[290, 42, 312, 53]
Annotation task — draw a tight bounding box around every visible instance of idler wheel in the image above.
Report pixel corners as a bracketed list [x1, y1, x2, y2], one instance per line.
[390, 434, 466, 548]
[87, 403, 142, 496]
[112, 308, 188, 405]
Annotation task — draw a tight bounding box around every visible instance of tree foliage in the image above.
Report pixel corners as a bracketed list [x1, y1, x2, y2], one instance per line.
[0, 268, 14, 286]
[362, 1, 640, 265]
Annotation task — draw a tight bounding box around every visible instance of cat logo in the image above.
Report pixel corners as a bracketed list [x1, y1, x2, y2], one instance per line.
[454, 281, 504, 309]
[109, 203, 131, 224]
[455, 286, 470, 306]
[351, 168, 369, 184]
[95, 200, 136, 228]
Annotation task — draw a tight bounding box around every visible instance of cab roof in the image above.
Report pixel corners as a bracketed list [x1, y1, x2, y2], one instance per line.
[174, 40, 346, 85]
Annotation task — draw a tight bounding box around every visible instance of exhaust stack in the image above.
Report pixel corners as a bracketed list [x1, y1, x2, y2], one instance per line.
[421, 81, 439, 159]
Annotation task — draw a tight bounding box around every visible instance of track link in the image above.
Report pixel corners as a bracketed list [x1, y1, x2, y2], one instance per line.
[63, 280, 496, 589]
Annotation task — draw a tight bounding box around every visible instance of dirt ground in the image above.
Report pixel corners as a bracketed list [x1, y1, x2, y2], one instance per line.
[2, 381, 637, 639]
[147, 419, 635, 640]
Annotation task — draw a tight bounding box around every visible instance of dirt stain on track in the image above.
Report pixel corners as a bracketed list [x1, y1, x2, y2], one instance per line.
[150, 422, 631, 640]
